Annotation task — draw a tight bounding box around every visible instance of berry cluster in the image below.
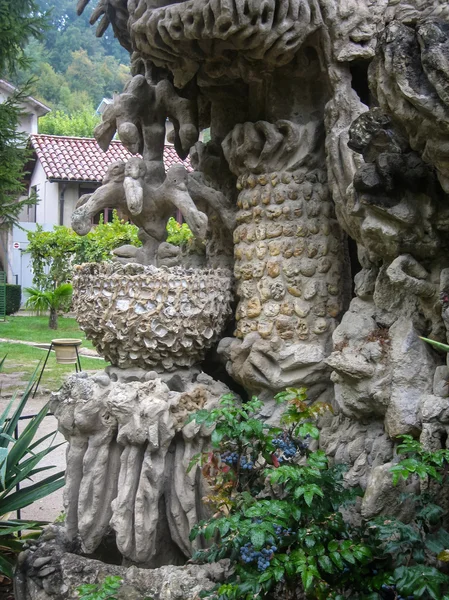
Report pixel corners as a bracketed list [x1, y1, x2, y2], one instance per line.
[380, 584, 414, 600]
[240, 542, 277, 571]
[221, 451, 239, 466]
[274, 525, 293, 537]
[220, 451, 254, 470]
[240, 455, 254, 470]
[272, 435, 297, 462]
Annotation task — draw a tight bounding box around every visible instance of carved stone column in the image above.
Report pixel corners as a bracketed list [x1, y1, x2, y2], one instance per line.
[220, 120, 350, 396]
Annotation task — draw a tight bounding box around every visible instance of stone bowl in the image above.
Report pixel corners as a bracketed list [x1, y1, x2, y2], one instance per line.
[72, 263, 233, 371]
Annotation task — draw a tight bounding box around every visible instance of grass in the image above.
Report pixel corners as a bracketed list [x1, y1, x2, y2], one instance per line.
[0, 315, 96, 349]
[0, 315, 108, 394]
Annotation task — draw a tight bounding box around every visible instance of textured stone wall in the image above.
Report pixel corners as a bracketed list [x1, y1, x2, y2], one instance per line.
[32, 3, 449, 589]
[67, 0, 449, 517]
[232, 168, 344, 346]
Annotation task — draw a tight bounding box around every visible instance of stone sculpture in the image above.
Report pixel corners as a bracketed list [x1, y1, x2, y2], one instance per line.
[17, 0, 449, 596]
[72, 263, 232, 370]
[51, 369, 229, 567]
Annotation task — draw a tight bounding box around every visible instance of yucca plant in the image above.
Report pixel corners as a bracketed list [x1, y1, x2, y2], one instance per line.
[420, 336, 449, 353]
[24, 283, 73, 330]
[0, 357, 65, 578]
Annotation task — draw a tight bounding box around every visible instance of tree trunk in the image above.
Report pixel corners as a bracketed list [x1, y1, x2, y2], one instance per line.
[49, 309, 58, 330]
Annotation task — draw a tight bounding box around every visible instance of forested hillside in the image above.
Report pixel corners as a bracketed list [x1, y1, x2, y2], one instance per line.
[11, 0, 130, 136]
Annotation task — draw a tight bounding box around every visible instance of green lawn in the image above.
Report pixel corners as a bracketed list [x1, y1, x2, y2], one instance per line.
[0, 315, 96, 349]
[0, 316, 108, 394]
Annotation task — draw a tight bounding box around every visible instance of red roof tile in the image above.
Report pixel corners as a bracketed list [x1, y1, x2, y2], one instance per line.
[29, 134, 192, 183]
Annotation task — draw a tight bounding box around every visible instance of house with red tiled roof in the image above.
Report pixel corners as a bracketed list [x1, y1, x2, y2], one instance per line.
[26, 134, 191, 226]
[6, 133, 191, 293]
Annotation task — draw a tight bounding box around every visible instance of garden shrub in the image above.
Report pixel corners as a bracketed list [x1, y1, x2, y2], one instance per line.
[187, 389, 449, 600]
[166, 216, 193, 246]
[26, 211, 141, 290]
[5, 284, 21, 314]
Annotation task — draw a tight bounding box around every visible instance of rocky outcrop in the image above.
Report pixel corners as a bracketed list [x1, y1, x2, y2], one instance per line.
[14, 525, 230, 600]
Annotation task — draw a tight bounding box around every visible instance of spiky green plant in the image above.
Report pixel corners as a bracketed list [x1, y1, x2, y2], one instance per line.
[420, 336, 449, 353]
[0, 357, 65, 577]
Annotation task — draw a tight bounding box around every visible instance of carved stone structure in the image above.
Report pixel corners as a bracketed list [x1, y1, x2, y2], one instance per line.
[17, 0, 449, 596]
[51, 369, 229, 568]
[15, 525, 230, 600]
[72, 263, 232, 371]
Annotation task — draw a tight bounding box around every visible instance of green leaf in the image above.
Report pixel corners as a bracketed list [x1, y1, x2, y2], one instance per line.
[0, 473, 65, 514]
[304, 489, 315, 507]
[0, 553, 14, 578]
[211, 429, 223, 447]
[341, 549, 356, 564]
[419, 337, 449, 353]
[204, 522, 217, 541]
[0, 447, 8, 490]
[318, 555, 334, 574]
[330, 552, 344, 569]
[258, 571, 272, 583]
[304, 536, 316, 548]
[251, 529, 265, 549]
[301, 568, 314, 590]
[187, 453, 202, 474]
[297, 423, 320, 440]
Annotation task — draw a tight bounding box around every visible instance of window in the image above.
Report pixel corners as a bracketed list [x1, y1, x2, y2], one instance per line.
[27, 186, 37, 222]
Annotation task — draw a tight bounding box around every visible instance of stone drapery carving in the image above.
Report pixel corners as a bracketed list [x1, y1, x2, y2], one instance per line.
[52, 369, 230, 567]
[22, 2, 449, 593]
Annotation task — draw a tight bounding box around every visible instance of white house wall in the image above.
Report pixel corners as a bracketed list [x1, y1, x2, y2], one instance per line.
[30, 162, 59, 226]
[62, 184, 81, 227]
[10, 223, 54, 303]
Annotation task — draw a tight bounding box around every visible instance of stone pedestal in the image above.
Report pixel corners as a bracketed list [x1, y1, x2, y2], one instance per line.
[51, 367, 230, 568]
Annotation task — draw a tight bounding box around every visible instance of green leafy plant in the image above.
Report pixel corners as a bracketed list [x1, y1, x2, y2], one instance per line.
[76, 575, 123, 600]
[187, 390, 388, 600]
[390, 435, 449, 484]
[27, 213, 141, 291]
[5, 284, 21, 315]
[187, 391, 449, 600]
[166, 217, 193, 246]
[360, 435, 449, 599]
[0, 357, 65, 577]
[24, 283, 73, 329]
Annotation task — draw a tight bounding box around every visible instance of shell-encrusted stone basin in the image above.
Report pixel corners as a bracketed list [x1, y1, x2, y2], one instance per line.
[73, 263, 233, 371]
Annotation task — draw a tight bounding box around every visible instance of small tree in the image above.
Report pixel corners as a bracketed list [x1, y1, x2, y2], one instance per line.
[26, 211, 141, 290]
[24, 283, 73, 329]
